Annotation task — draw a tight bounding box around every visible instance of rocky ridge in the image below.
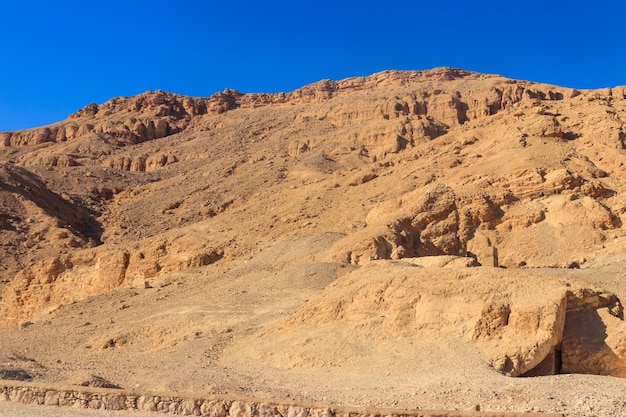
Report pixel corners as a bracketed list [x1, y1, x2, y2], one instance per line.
[2, 67, 626, 415]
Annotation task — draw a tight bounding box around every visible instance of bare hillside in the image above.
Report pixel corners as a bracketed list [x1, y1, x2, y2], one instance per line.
[2, 67, 626, 416]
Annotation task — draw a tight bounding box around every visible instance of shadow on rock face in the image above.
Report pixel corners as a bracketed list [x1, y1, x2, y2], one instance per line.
[560, 307, 626, 377]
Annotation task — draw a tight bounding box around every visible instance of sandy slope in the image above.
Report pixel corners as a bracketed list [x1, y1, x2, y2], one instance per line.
[2, 239, 626, 416]
[2, 68, 626, 416]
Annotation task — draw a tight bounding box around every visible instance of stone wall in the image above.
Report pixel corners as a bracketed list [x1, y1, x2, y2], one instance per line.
[0, 381, 561, 417]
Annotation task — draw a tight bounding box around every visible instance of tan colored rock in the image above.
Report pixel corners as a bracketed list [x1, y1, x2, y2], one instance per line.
[200, 400, 229, 417]
[347, 171, 377, 186]
[3, 68, 626, 416]
[250, 262, 624, 378]
[332, 183, 463, 264]
[288, 141, 309, 156]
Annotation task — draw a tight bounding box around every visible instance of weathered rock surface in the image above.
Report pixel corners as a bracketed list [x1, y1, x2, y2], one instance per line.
[0, 233, 223, 326]
[2, 68, 626, 416]
[251, 262, 626, 378]
[331, 183, 465, 263]
[2, 66, 625, 333]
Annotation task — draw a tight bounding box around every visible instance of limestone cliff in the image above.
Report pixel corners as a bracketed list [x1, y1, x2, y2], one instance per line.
[1, 68, 626, 392]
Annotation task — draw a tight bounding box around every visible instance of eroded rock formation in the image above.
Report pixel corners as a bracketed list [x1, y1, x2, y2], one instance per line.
[255, 262, 626, 377]
[1, 68, 626, 395]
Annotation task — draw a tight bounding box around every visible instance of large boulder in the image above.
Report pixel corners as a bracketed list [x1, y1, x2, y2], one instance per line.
[253, 262, 626, 377]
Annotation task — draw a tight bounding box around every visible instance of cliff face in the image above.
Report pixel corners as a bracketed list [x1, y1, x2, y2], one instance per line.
[2, 66, 626, 318]
[1, 68, 594, 163]
[2, 68, 626, 408]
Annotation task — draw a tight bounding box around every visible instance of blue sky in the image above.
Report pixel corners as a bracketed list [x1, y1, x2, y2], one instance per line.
[1, 1, 625, 131]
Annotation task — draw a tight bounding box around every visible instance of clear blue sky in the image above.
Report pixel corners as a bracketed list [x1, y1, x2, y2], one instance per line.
[1, 0, 625, 131]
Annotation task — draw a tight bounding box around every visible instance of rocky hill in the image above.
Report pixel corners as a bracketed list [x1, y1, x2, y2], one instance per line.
[2, 67, 626, 416]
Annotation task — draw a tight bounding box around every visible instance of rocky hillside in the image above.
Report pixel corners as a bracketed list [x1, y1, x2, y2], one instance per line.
[2, 67, 626, 415]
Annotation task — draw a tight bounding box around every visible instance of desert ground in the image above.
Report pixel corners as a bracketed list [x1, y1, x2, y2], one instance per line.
[2, 68, 626, 416]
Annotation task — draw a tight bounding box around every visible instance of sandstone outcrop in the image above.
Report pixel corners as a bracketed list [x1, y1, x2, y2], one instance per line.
[0, 68, 592, 165]
[3, 68, 626, 416]
[0, 234, 224, 326]
[0, 164, 101, 279]
[331, 183, 465, 264]
[105, 153, 179, 172]
[2, 67, 626, 321]
[254, 262, 626, 377]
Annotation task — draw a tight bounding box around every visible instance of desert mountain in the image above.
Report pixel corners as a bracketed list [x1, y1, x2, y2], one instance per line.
[2, 67, 626, 415]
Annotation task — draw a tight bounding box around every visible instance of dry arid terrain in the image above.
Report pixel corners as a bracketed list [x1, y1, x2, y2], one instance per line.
[3, 68, 626, 416]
